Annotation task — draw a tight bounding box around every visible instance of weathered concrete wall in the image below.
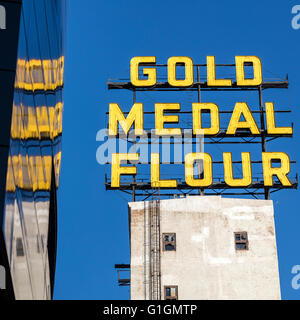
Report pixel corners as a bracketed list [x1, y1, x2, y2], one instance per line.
[129, 196, 281, 300]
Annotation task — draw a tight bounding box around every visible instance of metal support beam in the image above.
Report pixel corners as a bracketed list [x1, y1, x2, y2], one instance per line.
[258, 86, 270, 200]
[108, 81, 289, 91]
[197, 66, 204, 196]
[132, 89, 136, 202]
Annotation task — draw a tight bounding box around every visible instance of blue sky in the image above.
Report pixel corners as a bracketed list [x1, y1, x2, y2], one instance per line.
[53, 0, 300, 300]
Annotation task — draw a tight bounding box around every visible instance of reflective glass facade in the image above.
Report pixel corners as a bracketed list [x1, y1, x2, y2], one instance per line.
[2, 0, 66, 300]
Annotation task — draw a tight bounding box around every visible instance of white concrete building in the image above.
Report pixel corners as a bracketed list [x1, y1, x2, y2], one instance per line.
[128, 196, 281, 300]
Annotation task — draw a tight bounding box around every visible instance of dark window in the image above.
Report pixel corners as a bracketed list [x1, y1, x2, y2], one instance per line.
[16, 238, 24, 257]
[41, 235, 45, 252]
[37, 235, 45, 253]
[234, 232, 248, 250]
[163, 233, 176, 251]
[37, 235, 40, 253]
[164, 286, 178, 300]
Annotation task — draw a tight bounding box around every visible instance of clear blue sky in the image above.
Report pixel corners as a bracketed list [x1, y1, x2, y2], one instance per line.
[53, 0, 300, 300]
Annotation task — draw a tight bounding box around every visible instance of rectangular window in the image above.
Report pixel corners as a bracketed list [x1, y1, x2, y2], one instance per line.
[164, 286, 178, 300]
[37, 235, 45, 253]
[234, 232, 248, 250]
[162, 233, 176, 251]
[16, 238, 24, 257]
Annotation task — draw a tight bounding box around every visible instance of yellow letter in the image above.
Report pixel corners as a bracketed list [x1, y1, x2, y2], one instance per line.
[151, 153, 177, 188]
[265, 102, 293, 135]
[28, 155, 52, 191]
[185, 153, 213, 187]
[227, 102, 260, 135]
[262, 152, 292, 187]
[36, 106, 49, 136]
[193, 103, 220, 135]
[54, 151, 62, 188]
[168, 56, 194, 87]
[130, 56, 156, 87]
[109, 103, 144, 136]
[207, 56, 232, 86]
[223, 152, 252, 187]
[155, 103, 181, 136]
[27, 106, 39, 139]
[6, 157, 16, 192]
[235, 56, 262, 86]
[111, 153, 139, 188]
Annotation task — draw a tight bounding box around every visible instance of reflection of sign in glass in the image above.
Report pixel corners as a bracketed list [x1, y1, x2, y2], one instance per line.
[0, 5, 6, 30]
[0, 265, 5, 289]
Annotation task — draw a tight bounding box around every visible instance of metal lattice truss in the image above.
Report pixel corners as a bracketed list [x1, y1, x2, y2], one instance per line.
[105, 64, 298, 200]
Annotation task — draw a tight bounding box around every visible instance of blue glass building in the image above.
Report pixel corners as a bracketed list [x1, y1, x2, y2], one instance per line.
[0, 0, 66, 300]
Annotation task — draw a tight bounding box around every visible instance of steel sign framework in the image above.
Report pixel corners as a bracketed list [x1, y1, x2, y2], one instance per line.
[104, 60, 298, 201]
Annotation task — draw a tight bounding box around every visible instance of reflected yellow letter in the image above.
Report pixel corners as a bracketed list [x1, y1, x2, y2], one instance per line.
[207, 56, 232, 86]
[265, 102, 293, 135]
[168, 56, 194, 87]
[185, 153, 213, 187]
[193, 103, 220, 135]
[130, 56, 156, 87]
[111, 153, 139, 188]
[151, 153, 177, 188]
[224, 152, 252, 187]
[155, 103, 181, 135]
[28, 155, 52, 191]
[227, 102, 260, 135]
[262, 152, 292, 187]
[235, 56, 262, 86]
[6, 156, 16, 192]
[27, 107, 39, 139]
[109, 103, 144, 136]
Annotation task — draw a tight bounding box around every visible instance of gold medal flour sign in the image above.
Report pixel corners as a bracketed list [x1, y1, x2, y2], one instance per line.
[107, 56, 295, 189]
